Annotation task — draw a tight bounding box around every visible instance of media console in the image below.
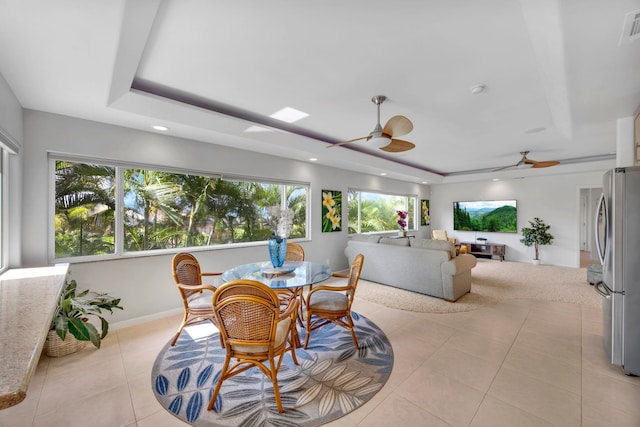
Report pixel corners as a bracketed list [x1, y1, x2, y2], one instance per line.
[463, 242, 505, 261]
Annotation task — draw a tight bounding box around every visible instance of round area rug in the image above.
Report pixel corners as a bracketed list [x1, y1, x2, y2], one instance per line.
[152, 313, 393, 426]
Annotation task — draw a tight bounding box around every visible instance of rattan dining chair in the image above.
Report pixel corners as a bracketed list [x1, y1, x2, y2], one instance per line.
[170, 252, 222, 346]
[303, 253, 364, 349]
[274, 242, 305, 308]
[207, 280, 299, 413]
[274, 242, 304, 320]
[285, 242, 304, 262]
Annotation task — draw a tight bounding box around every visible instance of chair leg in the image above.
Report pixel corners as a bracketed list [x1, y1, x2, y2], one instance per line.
[303, 310, 312, 349]
[207, 355, 231, 411]
[289, 342, 299, 365]
[270, 358, 284, 413]
[287, 323, 299, 365]
[170, 313, 189, 346]
[170, 329, 183, 346]
[296, 288, 306, 327]
[297, 286, 315, 326]
[346, 313, 359, 349]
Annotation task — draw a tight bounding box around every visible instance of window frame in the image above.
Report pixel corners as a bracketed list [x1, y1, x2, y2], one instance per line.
[347, 188, 418, 235]
[49, 155, 310, 263]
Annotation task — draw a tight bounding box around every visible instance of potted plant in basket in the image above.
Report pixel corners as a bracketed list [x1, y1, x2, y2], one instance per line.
[46, 279, 123, 356]
[520, 217, 554, 264]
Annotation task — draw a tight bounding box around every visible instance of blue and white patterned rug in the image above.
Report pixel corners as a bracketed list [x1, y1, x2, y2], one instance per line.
[152, 312, 393, 426]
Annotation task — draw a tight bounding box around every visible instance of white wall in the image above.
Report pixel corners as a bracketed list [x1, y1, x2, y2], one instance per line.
[430, 172, 606, 267]
[0, 74, 22, 148]
[0, 73, 23, 268]
[21, 110, 430, 324]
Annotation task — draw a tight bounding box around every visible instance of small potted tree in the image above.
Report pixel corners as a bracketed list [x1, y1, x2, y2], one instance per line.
[45, 279, 123, 357]
[520, 217, 554, 264]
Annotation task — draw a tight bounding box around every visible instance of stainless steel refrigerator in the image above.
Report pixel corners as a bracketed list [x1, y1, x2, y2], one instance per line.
[594, 166, 640, 376]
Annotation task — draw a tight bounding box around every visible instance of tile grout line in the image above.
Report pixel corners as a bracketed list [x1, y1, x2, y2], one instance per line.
[466, 304, 531, 426]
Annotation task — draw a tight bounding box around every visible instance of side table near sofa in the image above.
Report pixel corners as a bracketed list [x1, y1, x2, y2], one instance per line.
[463, 242, 506, 261]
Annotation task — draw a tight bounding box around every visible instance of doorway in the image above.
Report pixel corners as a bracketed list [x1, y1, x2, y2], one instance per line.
[579, 187, 602, 267]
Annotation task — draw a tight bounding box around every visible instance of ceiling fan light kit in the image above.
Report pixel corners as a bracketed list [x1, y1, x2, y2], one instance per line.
[369, 135, 392, 148]
[330, 95, 416, 153]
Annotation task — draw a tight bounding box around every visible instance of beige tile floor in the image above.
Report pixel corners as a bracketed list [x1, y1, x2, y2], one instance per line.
[2, 296, 640, 426]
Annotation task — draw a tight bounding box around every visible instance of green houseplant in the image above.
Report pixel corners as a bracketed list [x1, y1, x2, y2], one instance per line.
[49, 279, 123, 353]
[520, 217, 554, 263]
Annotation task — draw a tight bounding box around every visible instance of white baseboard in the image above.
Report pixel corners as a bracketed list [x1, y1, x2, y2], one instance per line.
[110, 308, 182, 331]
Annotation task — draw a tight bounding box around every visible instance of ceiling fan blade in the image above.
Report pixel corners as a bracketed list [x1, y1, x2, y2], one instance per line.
[379, 139, 415, 153]
[523, 158, 536, 165]
[327, 135, 369, 148]
[531, 160, 560, 168]
[383, 115, 413, 138]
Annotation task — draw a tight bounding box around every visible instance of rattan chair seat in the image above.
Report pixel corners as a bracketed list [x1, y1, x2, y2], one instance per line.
[186, 292, 214, 309]
[308, 291, 348, 311]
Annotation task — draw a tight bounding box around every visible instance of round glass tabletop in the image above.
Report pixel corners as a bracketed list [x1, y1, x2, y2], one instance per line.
[222, 261, 332, 289]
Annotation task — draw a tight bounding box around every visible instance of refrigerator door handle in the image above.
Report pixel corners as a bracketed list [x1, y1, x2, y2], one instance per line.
[594, 192, 607, 265]
[594, 281, 610, 298]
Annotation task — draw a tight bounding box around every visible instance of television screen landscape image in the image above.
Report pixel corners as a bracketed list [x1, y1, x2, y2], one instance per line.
[453, 200, 517, 233]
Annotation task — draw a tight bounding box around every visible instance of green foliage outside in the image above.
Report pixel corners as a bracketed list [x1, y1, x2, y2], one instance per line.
[347, 191, 416, 234]
[453, 202, 517, 232]
[54, 161, 307, 258]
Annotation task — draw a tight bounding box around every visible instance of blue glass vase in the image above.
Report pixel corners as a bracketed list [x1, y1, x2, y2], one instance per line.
[268, 236, 287, 268]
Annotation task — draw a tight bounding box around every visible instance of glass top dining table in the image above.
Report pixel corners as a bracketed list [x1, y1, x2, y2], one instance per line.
[221, 261, 332, 289]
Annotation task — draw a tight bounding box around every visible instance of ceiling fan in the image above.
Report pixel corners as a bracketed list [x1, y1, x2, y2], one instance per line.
[494, 151, 560, 171]
[329, 95, 416, 153]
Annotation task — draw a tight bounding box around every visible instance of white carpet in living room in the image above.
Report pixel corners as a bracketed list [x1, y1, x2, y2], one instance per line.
[346, 259, 600, 313]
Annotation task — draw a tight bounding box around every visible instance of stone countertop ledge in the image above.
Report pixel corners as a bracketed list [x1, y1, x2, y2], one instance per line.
[0, 264, 69, 410]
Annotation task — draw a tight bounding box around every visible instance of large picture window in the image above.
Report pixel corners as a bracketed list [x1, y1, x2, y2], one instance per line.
[54, 159, 308, 260]
[55, 161, 116, 258]
[347, 190, 417, 234]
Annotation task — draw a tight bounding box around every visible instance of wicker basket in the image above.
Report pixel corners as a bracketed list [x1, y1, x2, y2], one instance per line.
[44, 330, 87, 357]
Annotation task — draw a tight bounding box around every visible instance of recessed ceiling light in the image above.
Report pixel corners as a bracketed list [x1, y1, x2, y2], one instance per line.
[380, 172, 388, 176]
[421, 181, 429, 184]
[492, 178, 500, 182]
[309, 157, 318, 162]
[524, 127, 546, 134]
[270, 107, 309, 123]
[152, 125, 169, 131]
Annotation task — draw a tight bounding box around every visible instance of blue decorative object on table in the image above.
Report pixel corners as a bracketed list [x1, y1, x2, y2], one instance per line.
[268, 236, 287, 268]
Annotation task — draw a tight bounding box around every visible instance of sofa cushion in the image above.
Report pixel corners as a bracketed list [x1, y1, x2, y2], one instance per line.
[350, 234, 382, 243]
[410, 238, 456, 258]
[379, 237, 410, 246]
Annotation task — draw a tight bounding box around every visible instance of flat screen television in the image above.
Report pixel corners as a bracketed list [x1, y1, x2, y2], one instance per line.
[453, 200, 517, 233]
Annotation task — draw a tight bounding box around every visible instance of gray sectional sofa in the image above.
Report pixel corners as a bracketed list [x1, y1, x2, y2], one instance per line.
[345, 235, 477, 301]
